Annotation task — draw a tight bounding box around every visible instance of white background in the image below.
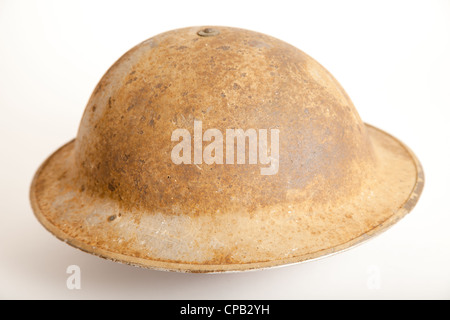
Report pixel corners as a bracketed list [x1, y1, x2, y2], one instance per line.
[0, 0, 449, 299]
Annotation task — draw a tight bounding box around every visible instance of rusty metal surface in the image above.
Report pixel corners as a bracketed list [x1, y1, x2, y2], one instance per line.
[30, 26, 424, 272]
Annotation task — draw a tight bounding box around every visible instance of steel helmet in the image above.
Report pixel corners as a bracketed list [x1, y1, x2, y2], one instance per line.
[30, 26, 424, 272]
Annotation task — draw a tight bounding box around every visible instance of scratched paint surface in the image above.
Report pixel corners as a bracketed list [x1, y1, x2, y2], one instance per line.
[30, 27, 423, 272]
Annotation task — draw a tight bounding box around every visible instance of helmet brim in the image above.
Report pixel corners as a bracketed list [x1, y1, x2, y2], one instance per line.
[30, 124, 424, 273]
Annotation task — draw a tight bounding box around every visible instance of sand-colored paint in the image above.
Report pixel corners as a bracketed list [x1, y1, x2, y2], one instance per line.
[30, 26, 424, 273]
